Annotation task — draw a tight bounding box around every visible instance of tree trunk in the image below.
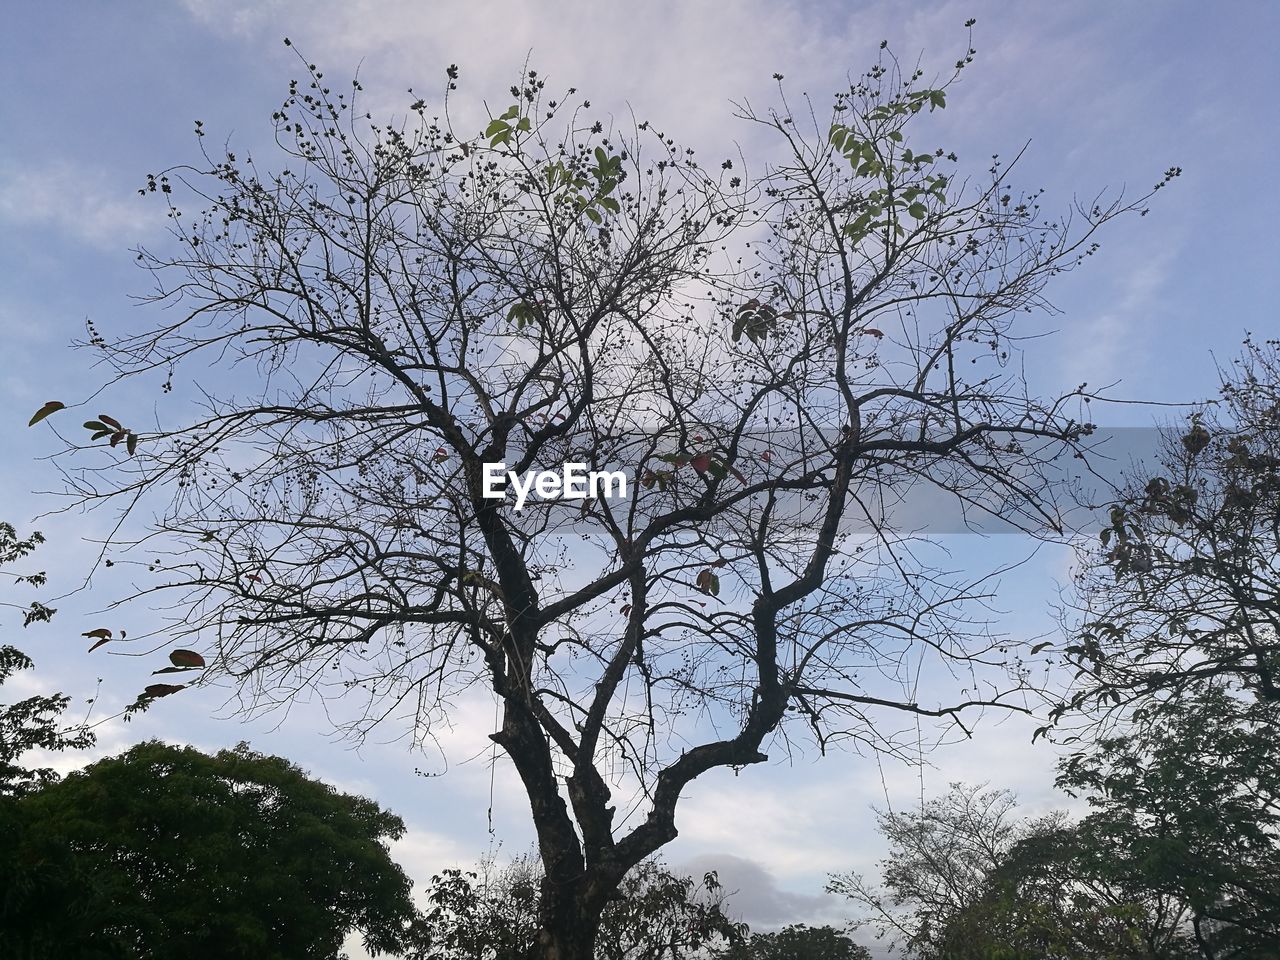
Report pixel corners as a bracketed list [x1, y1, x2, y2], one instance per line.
[532, 877, 603, 960]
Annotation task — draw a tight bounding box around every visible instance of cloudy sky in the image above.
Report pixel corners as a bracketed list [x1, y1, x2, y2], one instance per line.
[2, 0, 1277, 949]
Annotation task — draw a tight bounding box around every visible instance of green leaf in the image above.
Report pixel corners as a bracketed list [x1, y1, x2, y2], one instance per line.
[908, 202, 928, 220]
[507, 302, 535, 330]
[695, 569, 721, 596]
[28, 401, 65, 426]
[929, 89, 946, 110]
[516, 117, 531, 132]
[83, 420, 108, 432]
[501, 105, 520, 120]
[598, 197, 620, 214]
[584, 207, 602, 224]
[484, 118, 509, 138]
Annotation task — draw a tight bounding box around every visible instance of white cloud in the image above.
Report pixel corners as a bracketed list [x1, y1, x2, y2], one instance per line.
[0, 161, 158, 250]
[678, 851, 840, 928]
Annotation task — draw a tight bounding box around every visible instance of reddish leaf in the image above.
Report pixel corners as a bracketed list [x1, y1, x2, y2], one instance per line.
[110, 430, 127, 447]
[142, 683, 185, 699]
[620, 603, 632, 617]
[169, 649, 206, 668]
[690, 454, 712, 475]
[98, 414, 122, 430]
[861, 328, 885, 339]
[82, 628, 113, 640]
[28, 401, 65, 427]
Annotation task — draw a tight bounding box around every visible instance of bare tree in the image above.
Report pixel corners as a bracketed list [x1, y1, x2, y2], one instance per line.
[828, 783, 1036, 956]
[40, 32, 1172, 958]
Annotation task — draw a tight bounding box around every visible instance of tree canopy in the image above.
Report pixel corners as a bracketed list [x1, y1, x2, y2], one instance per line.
[0, 740, 419, 959]
[719, 923, 870, 960]
[1062, 336, 1280, 724]
[1056, 688, 1280, 958]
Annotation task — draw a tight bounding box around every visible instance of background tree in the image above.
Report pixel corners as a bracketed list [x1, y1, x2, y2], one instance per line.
[835, 760, 1278, 960]
[42, 31, 1172, 958]
[828, 782, 1045, 957]
[416, 852, 745, 958]
[1056, 688, 1280, 959]
[716, 923, 870, 960]
[0, 521, 93, 797]
[927, 819, 1190, 960]
[1061, 336, 1280, 724]
[0, 740, 418, 959]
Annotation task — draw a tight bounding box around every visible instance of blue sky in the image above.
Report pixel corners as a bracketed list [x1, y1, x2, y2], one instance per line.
[2, 0, 1278, 944]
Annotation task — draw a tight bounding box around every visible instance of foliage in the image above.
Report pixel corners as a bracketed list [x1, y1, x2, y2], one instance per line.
[0, 522, 93, 797]
[44, 29, 1169, 957]
[1060, 337, 1280, 725]
[415, 852, 746, 958]
[830, 782, 1195, 959]
[929, 823, 1189, 960]
[716, 923, 870, 960]
[0, 740, 418, 959]
[838, 746, 1280, 959]
[1057, 689, 1280, 958]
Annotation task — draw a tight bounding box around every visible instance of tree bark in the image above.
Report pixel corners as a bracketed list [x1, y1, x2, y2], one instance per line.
[531, 875, 604, 960]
